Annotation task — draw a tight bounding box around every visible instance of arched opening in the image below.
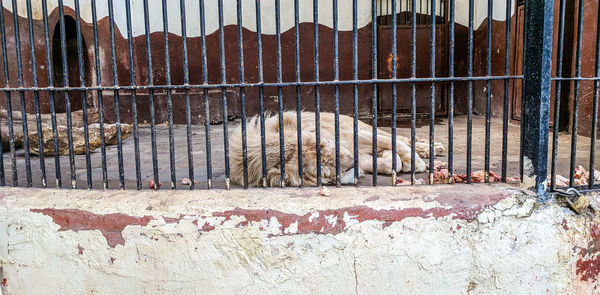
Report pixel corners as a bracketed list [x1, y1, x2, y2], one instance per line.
[52, 15, 92, 113]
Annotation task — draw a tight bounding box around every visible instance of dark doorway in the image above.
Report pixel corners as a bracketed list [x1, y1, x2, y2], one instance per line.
[52, 15, 92, 113]
[511, 0, 565, 129]
[376, 0, 448, 126]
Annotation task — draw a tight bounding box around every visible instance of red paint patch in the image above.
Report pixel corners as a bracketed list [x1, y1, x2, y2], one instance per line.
[192, 219, 199, 226]
[562, 219, 569, 230]
[435, 188, 511, 220]
[576, 250, 600, 282]
[77, 244, 84, 255]
[31, 209, 152, 248]
[450, 224, 463, 234]
[591, 223, 600, 240]
[212, 206, 453, 235]
[109, 257, 116, 265]
[1, 278, 6, 286]
[208, 190, 507, 235]
[213, 209, 267, 226]
[382, 220, 394, 228]
[163, 215, 184, 224]
[201, 222, 215, 232]
[576, 223, 600, 283]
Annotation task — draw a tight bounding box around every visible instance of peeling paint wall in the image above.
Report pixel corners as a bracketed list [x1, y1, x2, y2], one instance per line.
[0, 185, 598, 294]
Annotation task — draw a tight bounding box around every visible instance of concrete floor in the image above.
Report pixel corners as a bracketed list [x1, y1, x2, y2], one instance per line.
[2, 115, 599, 189]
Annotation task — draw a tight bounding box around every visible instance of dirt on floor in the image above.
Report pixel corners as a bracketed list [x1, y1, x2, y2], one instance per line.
[2, 114, 598, 189]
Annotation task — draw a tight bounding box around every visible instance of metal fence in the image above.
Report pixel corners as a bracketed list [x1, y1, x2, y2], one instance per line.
[0, 0, 597, 201]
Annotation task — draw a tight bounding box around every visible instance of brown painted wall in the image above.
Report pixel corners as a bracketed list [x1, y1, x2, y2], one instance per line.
[0, 6, 381, 125]
[564, 0, 600, 137]
[4, 4, 596, 138]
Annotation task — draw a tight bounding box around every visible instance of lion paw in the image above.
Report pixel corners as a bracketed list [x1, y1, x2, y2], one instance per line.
[400, 153, 426, 173]
[415, 141, 445, 159]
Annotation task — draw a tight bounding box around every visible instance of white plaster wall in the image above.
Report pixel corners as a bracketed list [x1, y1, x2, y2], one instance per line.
[0, 185, 598, 294]
[4, 0, 515, 37]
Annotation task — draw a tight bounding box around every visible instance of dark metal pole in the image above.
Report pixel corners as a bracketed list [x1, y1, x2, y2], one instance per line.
[108, 0, 125, 189]
[57, 0, 77, 189]
[294, 0, 304, 187]
[91, 0, 108, 189]
[236, 0, 248, 189]
[199, 0, 213, 189]
[41, 0, 62, 188]
[550, 0, 566, 190]
[0, 0, 16, 187]
[26, 0, 46, 187]
[125, 0, 142, 190]
[11, 0, 32, 187]
[74, 0, 92, 189]
[161, 0, 176, 189]
[522, 0, 554, 201]
[142, 0, 160, 189]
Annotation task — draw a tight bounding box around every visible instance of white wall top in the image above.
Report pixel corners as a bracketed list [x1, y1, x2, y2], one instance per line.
[4, 0, 515, 38]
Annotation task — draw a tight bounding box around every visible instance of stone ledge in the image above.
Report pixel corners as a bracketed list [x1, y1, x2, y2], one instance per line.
[0, 185, 598, 294]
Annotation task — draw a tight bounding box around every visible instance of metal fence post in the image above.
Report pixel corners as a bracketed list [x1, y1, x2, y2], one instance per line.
[522, 0, 554, 202]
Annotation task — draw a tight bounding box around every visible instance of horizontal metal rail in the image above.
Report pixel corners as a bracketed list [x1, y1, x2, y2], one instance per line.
[0, 76, 523, 93]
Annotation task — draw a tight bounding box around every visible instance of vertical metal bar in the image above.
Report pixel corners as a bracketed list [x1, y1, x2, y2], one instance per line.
[236, 0, 248, 188]
[334, 0, 341, 186]
[522, 0, 554, 201]
[142, 0, 159, 189]
[275, 0, 285, 187]
[181, 0, 194, 189]
[91, 0, 108, 189]
[10, 0, 32, 187]
[420, 0, 423, 24]
[294, 0, 304, 187]
[353, 0, 360, 185]
[217, 0, 230, 189]
[386, 0, 389, 20]
[467, 0, 474, 183]
[160, 0, 176, 189]
[25, 0, 46, 187]
[41, 0, 61, 188]
[0, 30, 3, 186]
[570, 0, 584, 187]
[73, 0, 92, 189]
[411, 0, 417, 184]
[589, 0, 600, 188]
[484, 0, 493, 183]
[255, 0, 267, 187]
[448, 0, 455, 183]
[400, 0, 404, 24]
[428, 0, 436, 185]
[519, 1, 528, 181]
[372, 0, 379, 186]
[313, 0, 322, 186]
[502, 0, 513, 183]
[391, 0, 398, 185]
[125, 0, 142, 190]
[107, 0, 125, 189]
[57, 0, 77, 189]
[199, 0, 212, 189]
[0, 0, 16, 186]
[550, 0, 565, 190]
